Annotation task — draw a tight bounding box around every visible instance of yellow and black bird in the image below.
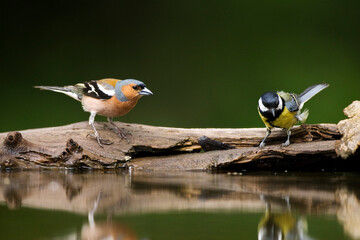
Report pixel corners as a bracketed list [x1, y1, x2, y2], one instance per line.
[258, 198, 312, 240]
[258, 83, 329, 147]
[35, 78, 153, 147]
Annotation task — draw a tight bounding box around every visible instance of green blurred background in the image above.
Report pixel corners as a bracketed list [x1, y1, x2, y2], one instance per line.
[1, 0, 359, 132]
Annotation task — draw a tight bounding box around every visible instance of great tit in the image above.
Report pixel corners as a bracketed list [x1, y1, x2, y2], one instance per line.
[258, 203, 311, 240]
[258, 83, 329, 147]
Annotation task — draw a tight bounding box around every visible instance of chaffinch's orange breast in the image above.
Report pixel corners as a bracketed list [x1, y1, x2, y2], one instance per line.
[82, 95, 140, 117]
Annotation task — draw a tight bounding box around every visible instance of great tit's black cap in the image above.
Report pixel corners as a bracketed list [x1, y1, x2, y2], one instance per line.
[260, 92, 279, 108]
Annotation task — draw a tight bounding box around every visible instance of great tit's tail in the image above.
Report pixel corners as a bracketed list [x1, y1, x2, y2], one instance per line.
[34, 85, 83, 101]
[299, 83, 329, 105]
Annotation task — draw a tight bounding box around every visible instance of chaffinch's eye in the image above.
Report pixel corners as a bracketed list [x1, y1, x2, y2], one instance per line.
[132, 85, 139, 90]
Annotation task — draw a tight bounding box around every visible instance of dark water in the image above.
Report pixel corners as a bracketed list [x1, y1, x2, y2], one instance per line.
[0, 170, 359, 240]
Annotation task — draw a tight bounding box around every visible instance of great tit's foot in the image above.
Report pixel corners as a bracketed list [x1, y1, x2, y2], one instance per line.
[281, 140, 290, 147]
[259, 130, 271, 148]
[87, 134, 113, 148]
[259, 194, 265, 201]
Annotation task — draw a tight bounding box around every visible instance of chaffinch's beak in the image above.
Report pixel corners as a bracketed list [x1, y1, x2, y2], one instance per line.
[139, 87, 153, 96]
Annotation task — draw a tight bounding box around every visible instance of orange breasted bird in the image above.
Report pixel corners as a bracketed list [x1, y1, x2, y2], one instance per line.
[258, 83, 329, 147]
[35, 78, 153, 147]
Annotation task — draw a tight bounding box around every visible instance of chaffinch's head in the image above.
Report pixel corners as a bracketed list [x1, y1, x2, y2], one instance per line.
[115, 79, 153, 102]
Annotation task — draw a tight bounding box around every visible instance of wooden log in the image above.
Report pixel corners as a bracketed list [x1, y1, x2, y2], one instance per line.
[0, 121, 342, 170]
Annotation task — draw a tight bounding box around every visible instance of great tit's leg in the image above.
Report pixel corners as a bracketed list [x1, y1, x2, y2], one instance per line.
[259, 129, 271, 148]
[282, 129, 291, 147]
[283, 195, 291, 211]
[87, 112, 113, 147]
[107, 117, 130, 143]
[259, 194, 270, 214]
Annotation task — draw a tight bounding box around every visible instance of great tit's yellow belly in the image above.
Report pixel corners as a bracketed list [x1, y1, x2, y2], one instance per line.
[259, 107, 298, 130]
[258, 212, 296, 236]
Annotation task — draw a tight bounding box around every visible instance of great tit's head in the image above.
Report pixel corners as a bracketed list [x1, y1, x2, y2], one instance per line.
[258, 92, 284, 120]
[258, 225, 282, 240]
[116, 79, 153, 101]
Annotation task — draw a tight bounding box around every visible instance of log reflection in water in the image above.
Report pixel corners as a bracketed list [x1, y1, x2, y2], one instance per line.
[1, 171, 359, 214]
[0, 171, 360, 239]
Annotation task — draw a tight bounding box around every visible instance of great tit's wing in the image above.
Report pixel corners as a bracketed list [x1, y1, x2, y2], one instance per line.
[277, 91, 299, 112]
[299, 83, 329, 105]
[285, 96, 300, 112]
[277, 91, 292, 101]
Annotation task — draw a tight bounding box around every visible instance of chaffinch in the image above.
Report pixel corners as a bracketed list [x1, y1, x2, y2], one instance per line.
[35, 78, 153, 147]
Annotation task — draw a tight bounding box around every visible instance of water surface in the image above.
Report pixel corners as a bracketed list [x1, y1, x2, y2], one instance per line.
[0, 170, 359, 240]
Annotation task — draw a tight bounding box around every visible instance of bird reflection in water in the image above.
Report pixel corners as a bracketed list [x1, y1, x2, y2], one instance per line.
[258, 195, 315, 240]
[80, 192, 138, 240]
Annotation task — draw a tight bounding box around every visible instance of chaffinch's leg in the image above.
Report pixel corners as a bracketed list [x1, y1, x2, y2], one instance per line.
[88, 192, 101, 227]
[87, 112, 112, 147]
[107, 117, 130, 143]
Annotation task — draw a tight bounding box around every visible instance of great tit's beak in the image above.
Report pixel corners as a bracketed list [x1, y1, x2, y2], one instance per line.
[270, 108, 276, 117]
[139, 87, 153, 96]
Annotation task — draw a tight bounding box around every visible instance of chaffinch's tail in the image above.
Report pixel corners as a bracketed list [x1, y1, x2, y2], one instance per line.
[34, 85, 83, 101]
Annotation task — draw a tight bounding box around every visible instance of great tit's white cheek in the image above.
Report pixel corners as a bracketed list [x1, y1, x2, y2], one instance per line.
[276, 95, 283, 110]
[258, 98, 269, 112]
